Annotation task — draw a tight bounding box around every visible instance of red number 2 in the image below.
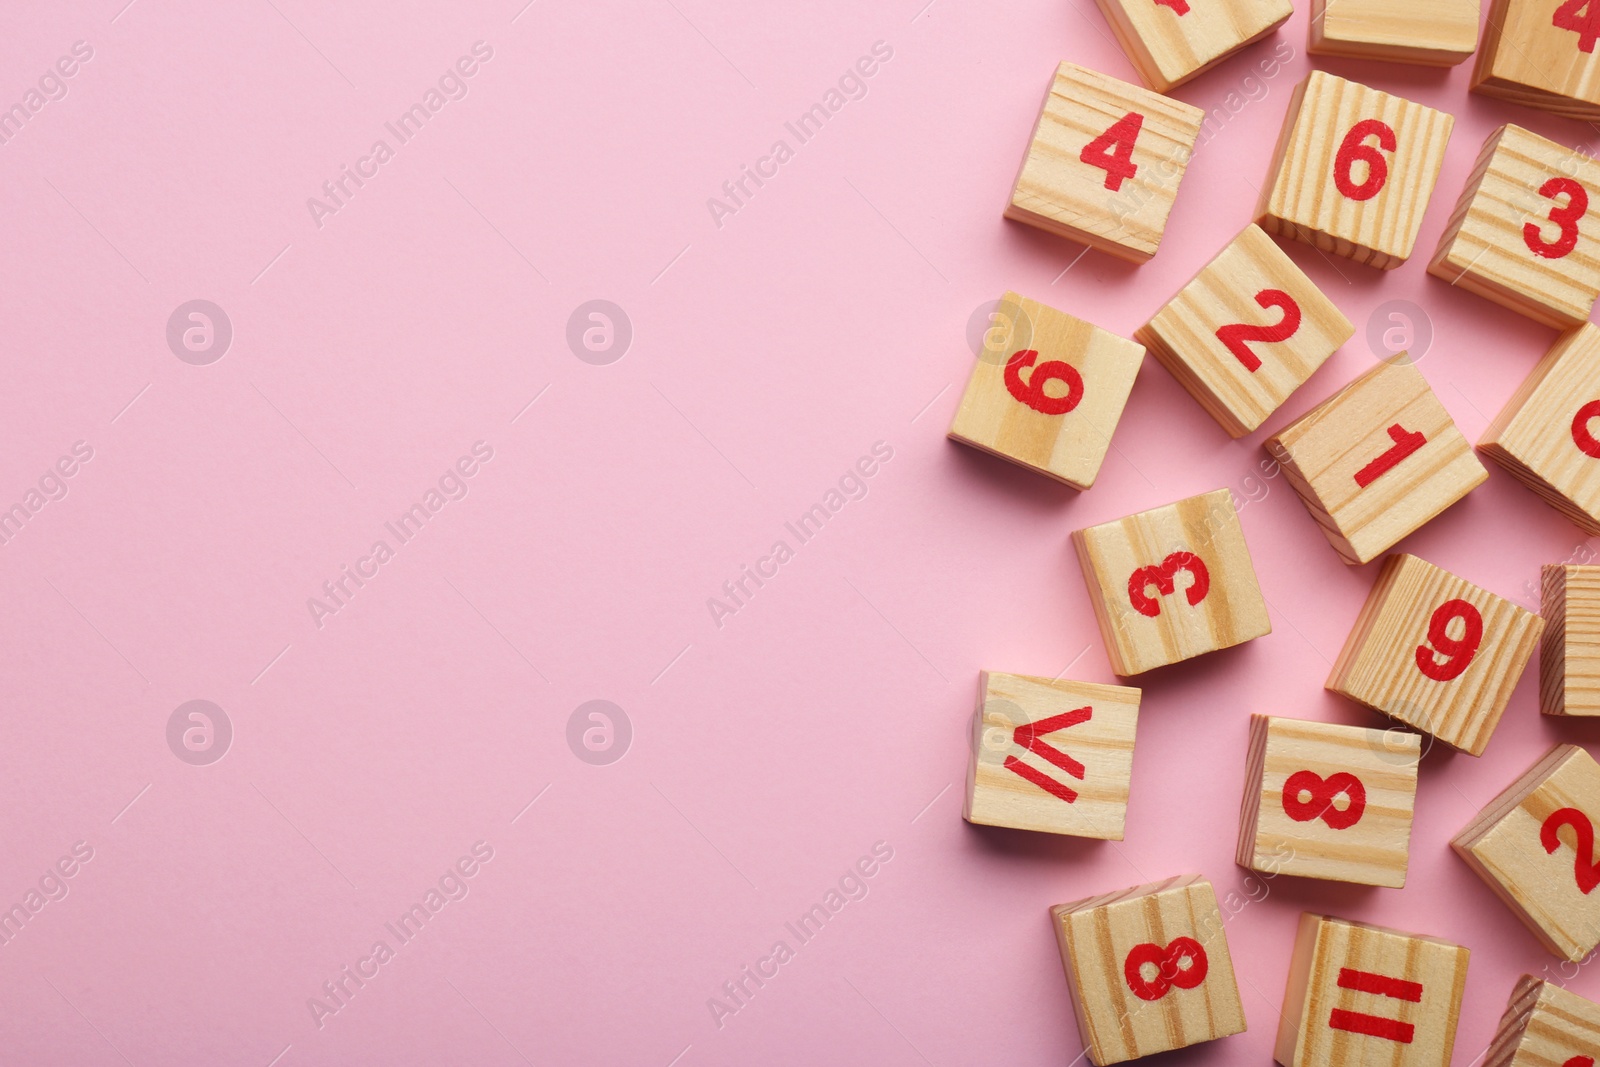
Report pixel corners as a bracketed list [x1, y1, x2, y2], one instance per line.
[1128, 552, 1209, 618]
[1214, 289, 1302, 372]
[1283, 770, 1366, 828]
[1081, 112, 1144, 192]
[1415, 599, 1483, 682]
[1554, 0, 1600, 52]
[1124, 938, 1208, 1001]
[1354, 424, 1427, 487]
[1526, 177, 1589, 259]
[1334, 119, 1397, 201]
[1005, 350, 1084, 414]
[1543, 807, 1600, 894]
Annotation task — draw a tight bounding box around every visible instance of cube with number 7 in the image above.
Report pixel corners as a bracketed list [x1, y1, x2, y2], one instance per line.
[1430, 125, 1600, 328]
[1257, 71, 1454, 269]
[1327, 554, 1543, 756]
[1007, 62, 1204, 263]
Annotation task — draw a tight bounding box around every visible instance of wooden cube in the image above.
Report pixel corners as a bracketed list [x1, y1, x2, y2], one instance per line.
[1137, 223, 1355, 438]
[1264, 355, 1488, 564]
[1454, 744, 1600, 961]
[1309, 0, 1480, 65]
[1431, 126, 1600, 329]
[1473, 0, 1600, 120]
[1094, 0, 1291, 92]
[1328, 554, 1544, 756]
[1236, 715, 1420, 887]
[964, 671, 1142, 840]
[1274, 913, 1469, 1067]
[1481, 324, 1600, 533]
[1485, 975, 1600, 1067]
[1051, 874, 1246, 1065]
[1256, 71, 1454, 269]
[947, 292, 1145, 489]
[1006, 62, 1205, 263]
[1541, 564, 1600, 716]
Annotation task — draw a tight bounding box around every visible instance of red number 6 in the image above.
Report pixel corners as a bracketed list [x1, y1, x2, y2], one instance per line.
[1334, 119, 1397, 202]
[1128, 552, 1209, 618]
[1004, 350, 1084, 415]
[1415, 599, 1483, 682]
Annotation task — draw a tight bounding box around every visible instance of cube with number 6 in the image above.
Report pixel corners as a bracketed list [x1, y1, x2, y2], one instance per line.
[1327, 554, 1543, 756]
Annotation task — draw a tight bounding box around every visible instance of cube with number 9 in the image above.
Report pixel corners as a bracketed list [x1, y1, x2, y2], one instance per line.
[1257, 72, 1454, 268]
[1327, 554, 1543, 756]
[1007, 62, 1204, 263]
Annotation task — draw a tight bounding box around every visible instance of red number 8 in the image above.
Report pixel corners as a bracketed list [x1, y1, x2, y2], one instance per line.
[1004, 350, 1084, 415]
[1282, 770, 1366, 829]
[1128, 552, 1209, 618]
[1125, 937, 1209, 1001]
[1415, 599, 1483, 682]
[1334, 119, 1397, 202]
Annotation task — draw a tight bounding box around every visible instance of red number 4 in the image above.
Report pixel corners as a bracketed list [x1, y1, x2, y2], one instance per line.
[1081, 112, 1144, 192]
[1554, 0, 1600, 52]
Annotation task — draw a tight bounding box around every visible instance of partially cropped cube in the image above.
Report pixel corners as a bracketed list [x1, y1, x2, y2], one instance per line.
[1473, 0, 1600, 120]
[1328, 554, 1543, 756]
[1007, 62, 1205, 262]
[1052, 875, 1246, 1065]
[1095, 0, 1290, 91]
[1309, 0, 1480, 65]
[1485, 975, 1600, 1067]
[1453, 744, 1600, 961]
[1073, 488, 1271, 676]
[964, 671, 1141, 840]
[1541, 564, 1600, 716]
[1236, 714, 1419, 887]
[1138, 223, 1353, 437]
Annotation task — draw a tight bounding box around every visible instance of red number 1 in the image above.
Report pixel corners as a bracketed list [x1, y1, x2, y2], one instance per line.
[1354, 424, 1426, 488]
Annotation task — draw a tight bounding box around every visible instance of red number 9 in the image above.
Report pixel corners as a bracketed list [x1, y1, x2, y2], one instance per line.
[1415, 599, 1483, 682]
[1128, 552, 1210, 618]
[1004, 350, 1084, 415]
[1334, 119, 1397, 202]
[1125, 937, 1208, 1001]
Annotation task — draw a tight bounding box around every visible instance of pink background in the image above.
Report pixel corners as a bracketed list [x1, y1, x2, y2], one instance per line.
[3, 0, 1599, 1063]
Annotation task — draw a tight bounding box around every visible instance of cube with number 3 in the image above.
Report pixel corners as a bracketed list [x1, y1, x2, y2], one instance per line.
[1007, 62, 1205, 262]
[1328, 554, 1543, 756]
[1453, 744, 1600, 961]
[1257, 72, 1454, 269]
[1474, 0, 1600, 119]
[1430, 125, 1600, 328]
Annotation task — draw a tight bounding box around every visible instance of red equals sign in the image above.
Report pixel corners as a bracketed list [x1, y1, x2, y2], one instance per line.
[1328, 967, 1423, 1044]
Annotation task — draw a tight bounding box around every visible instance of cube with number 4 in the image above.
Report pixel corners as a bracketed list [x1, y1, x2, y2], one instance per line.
[1007, 62, 1205, 262]
[1257, 72, 1454, 269]
[1474, 0, 1600, 119]
[1328, 554, 1543, 756]
[948, 292, 1145, 489]
[1453, 744, 1600, 961]
[1052, 875, 1246, 1064]
[1138, 223, 1354, 438]
[1430, 126, 1600, 328]
[1073, 488, 1271, 676]
[1094, 0, 1291, 92]
[1264, 355, 1487, 565]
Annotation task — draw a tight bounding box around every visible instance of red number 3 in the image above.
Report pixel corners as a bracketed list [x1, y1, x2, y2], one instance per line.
[1004, 350, 1084, 414]
[1124, 937, 1208, 1001]
[1334, 119, 1397, 201]
[1543, 807, 1600, 894]
[1415, 599, 1483, 682]
[1525, 177, 1589, 259]
[1215, 289, 1302, 372]
[1081, 112, 1144, 192]
[1128, 552, 1209, 618]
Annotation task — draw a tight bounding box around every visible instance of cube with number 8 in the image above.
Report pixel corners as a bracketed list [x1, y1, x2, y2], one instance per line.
[1257, 71, 1454, 269]
[1007, 62, 1204, 263]
[1453, 744, 1600, 961]
[1474, 0, 1600, 119]
[1430, 125, 1600, 328]
[1327, 554, 1543, 757]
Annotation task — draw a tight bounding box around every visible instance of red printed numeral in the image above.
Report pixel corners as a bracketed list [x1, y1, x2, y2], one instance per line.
[1081, 112, 1144, 192]
[1415, 599, 1482, 682]
[1564, 1056, 1596, 1067]
[1152, 0, 1190, 12]
[1334, 119, 1397, 201]
[1542, 807, 1600, 894]
[1525, 177, 1589, 259]
[1215, 289, 1301, 373]
[1127, 552, 1209, 618]
[1354, 423, 1426, 488]
[1283, 770, 1366, 829]
[1124, 937, 1208, 1001]
[1574, 399, 1600, 457]
[1554, 0, 1600, 52]
[1003, 706, 1091, 804]
[1329, 967, 1422, 1043]
[1005, 349, 1084, 415]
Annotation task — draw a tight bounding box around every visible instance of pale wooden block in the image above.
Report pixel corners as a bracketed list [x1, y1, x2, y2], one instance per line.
[1429, 126, 1600, 329]
[1473, 0, 1600, 120]
[964, 671, 1141, 840]
[1094, 0, 1291, 92]
[1309, 0, 1480, 65]
[1137, 223, 1355, 438]
[1481, 324, 1600, 534]
[1006, 62, 1205, 263]
[1454, 744, 1600, 961]
[1052, 874, 1246, 1065]
[1264, 354, 1487, 564]
[1541, 564, 1600, 716]
[1236, 714, 1419, 887]
[1274, 912, 1469, 1067]
[1327, 554, 1544, 756]
[1256, 71, 1455, 269]
[1073, 488, 1271, 676]
[1485, 974, 1600, 1067]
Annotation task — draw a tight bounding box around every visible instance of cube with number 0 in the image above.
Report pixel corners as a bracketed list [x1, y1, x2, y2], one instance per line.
[1453, 744, 1600, 961]
[1094, 0, 1291, 92]
[1138, 223, 1354, 438]
[1264, 355, 1487, 565]
[1473, 0, 1600, 119]
[1327, 554, 1544, 756]
[1257, 72, 1454, 269]
[1007, 62, 1205, 262]
[1430, 125, 1600, 328]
